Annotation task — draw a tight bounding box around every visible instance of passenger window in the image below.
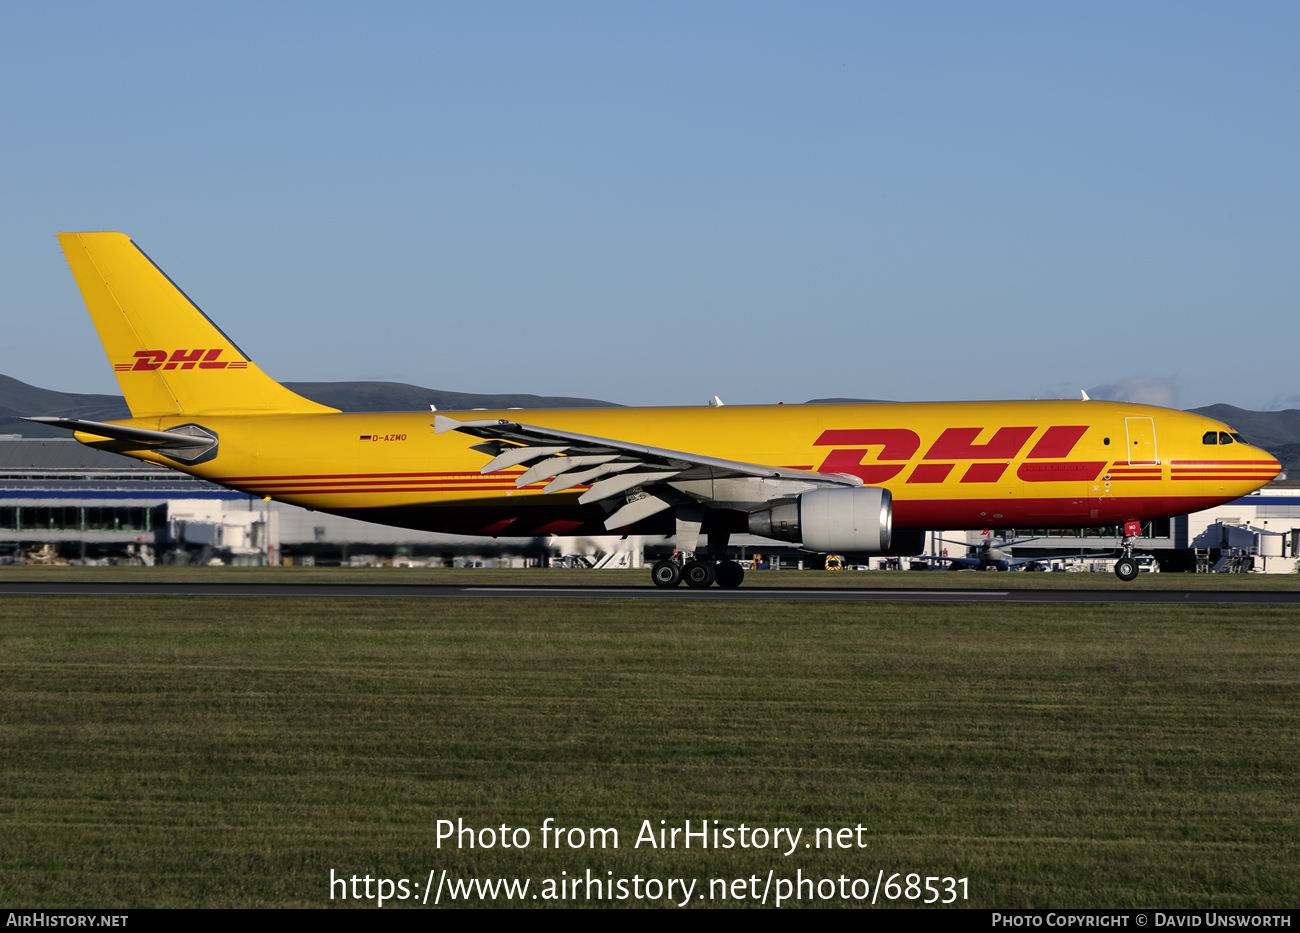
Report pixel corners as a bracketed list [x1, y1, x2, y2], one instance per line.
[1218, 432, 1233, 445]
[1230, 433, 1246, 444]
[1202, 431, 1218, 445]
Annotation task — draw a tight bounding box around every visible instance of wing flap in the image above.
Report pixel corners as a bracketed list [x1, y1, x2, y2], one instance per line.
[543, 461, 637, 494]
[577, 470, 682, 505]
[604, 492, 674, 529]
[481, 445, 569, 474]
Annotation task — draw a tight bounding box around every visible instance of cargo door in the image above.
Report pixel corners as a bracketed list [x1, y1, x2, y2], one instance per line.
[1125, 417, 1158, 465]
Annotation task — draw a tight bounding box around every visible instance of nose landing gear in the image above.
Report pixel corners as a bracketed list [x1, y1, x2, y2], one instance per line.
[1114, 528, 1142, 581]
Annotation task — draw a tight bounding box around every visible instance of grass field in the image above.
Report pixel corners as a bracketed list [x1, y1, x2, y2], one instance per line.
[3, 563, 1299, 589]
[1, 594, 1297, 908]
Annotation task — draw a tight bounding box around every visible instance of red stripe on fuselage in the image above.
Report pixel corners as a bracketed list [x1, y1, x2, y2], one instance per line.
[216, 470, 523, 481]
[253, 485, 526, 495]
[1017, 461, 1107, 482]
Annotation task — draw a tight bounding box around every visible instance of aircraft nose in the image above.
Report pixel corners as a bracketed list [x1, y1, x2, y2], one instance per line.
[1246, 445, 1282, 482]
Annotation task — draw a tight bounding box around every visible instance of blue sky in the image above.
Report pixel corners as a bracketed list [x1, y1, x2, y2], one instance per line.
[1, 2, 1296, 410]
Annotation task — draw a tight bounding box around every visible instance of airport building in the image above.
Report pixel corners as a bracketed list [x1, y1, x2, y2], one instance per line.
[0, 438, 553, 567]
[1, 437, 1295, 573]
[952, 483, 1299, 574]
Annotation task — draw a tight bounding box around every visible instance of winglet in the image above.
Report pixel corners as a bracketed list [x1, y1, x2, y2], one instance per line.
[1080, 389, 1090, 401]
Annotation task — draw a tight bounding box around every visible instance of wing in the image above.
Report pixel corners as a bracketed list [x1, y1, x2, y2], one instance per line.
[433, 415, 861, 531]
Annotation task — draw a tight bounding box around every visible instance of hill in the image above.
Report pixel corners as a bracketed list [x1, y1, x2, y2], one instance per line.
[280, 382, 620, 413]
[0, 374, 131, 436]
[0, 374, 619, 437]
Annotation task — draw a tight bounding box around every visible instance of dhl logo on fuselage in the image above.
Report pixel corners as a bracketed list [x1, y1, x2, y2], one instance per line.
[113, 349, 249, 372]
[815, 425, 1107, 484]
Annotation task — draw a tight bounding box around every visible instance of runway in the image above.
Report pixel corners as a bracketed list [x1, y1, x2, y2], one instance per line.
[1, 581, 1299, 604]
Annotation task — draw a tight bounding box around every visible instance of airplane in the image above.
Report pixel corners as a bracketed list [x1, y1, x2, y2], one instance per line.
[28, 232, 1282, 588]
[928, 535, 1098, 572]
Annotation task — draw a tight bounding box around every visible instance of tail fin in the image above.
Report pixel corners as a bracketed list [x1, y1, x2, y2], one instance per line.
[57, 232, 337, 418]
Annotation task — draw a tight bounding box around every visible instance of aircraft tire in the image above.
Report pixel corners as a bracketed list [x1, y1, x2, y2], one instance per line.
[1114, 557, 1139, 582]
[715, 560, 745, 588]
[682, 559, 716, 588]
[651, 560, 682, 588]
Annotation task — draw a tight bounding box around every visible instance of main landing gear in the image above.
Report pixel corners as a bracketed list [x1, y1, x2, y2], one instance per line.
[654, 511, 745, 588]
[651, 557, 746, 589]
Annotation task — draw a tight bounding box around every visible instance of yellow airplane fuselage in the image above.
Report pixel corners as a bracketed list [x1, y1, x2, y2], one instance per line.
[95, 398, 1279, 538]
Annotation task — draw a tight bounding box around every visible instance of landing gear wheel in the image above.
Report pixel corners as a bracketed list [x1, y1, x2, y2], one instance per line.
[714, 560, 745, 589]
[651, 560, 682, 588]
[1114, 557, 1139, 582]
[682, 559, 716, 588]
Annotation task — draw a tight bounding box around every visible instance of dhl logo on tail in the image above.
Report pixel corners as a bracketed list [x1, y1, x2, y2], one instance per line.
[115, 349, 250, 372]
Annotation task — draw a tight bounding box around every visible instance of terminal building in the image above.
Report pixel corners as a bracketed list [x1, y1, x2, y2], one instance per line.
[1, 437, 1295, 573]
[0, 438, 555, 567]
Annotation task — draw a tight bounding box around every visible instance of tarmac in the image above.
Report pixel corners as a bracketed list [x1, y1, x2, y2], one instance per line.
[2, 581, 1299, 604]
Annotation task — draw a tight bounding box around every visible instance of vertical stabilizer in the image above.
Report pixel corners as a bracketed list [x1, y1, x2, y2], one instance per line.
[58, 232, 337, 418]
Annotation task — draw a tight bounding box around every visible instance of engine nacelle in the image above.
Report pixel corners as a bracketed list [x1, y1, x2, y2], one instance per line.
[748, 486, 892, 553]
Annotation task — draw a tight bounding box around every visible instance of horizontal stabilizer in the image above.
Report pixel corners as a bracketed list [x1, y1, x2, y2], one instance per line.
[25, 416, 220, 463]
[23, 417, 202, 446]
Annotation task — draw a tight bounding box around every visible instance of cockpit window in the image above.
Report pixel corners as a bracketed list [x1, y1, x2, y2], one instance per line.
[1218, 432, 1234, 445]
[1230, 433, 1246, 444]
[1203, 431, 1218, 445]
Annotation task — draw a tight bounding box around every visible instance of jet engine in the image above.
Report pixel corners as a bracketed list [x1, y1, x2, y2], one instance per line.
[747, 486, 892, 553]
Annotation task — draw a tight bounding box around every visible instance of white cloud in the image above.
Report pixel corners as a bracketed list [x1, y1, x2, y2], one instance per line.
[1086, 375, 1181, 408]
[1263, 392, 1300, 411]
